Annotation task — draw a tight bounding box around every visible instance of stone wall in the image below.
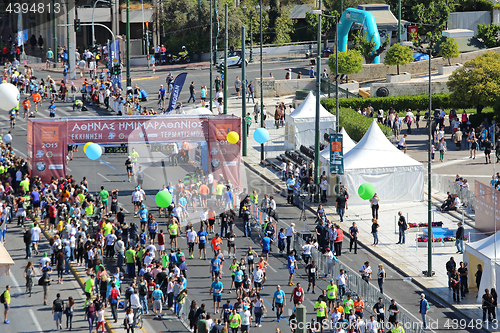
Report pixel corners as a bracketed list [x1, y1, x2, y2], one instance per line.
[256, 78, 317, 98]
[351, 46, 500, 83]
[370, 81, 450, 97]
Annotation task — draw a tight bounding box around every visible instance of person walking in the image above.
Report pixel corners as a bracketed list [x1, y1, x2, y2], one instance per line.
[458, 262, 468, 299]
[335, 194, 347, 222]
[65, 296, 74, 330]
[455, 222, 465, 254]
[438, 137, 447, 162]
[52, 293, 64, 330]
[377, 264, 385, 294]
[359, 261, 372, 283]
[108, 282, 120, 322]
[419, 293, 429, 329]
[371, 219, 379, 246]
[396, 211, 407, 244]
[188, 82, 196, 103]
[2, 285, 11, 324]
[348, 222, 358, 254]
[483, 289, 495, 322]
[247, 81, 255, 103]
[369, 193, 380, 220]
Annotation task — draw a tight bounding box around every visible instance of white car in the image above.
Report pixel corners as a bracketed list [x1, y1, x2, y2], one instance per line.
[216, 50, 248, 68]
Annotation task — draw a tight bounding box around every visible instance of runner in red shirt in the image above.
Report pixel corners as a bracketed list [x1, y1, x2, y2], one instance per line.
[291, 282, 304, 305]
[157, 230, 165, 256]
[147, 280, 156, 305]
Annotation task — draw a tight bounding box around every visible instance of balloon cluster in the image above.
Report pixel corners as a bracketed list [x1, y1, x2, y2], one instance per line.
[84, 142, 102, 160]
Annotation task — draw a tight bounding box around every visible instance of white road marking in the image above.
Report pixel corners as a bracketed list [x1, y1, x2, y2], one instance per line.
[10, 272, 45, 332]
[67, 167, 72, 172]
[122, 207, 130, 213]
[145, 173, 155, 181]
[97, 173, 111, 182]
[12, 147, 26, 157]
[266, 264, 278, 273]
[431, 156, 470, 169]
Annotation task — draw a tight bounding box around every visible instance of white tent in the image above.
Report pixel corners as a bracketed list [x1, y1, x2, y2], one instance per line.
[185, 107, 214, 115]
[284, 91, 336, 150]
[0, 242, 14, 277]
[464, 231, 500, 303]
[341, 120, 424, 205]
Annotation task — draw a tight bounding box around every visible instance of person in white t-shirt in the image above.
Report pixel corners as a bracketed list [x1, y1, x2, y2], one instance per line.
[39, 254, 51, 269]
[186, 226, 197, 259]
[31, 223, 42, 254]
[366, 315, 379, 333]
[241, 307, 252, 331]
[146, 240, 157, 259]
[252, 268, 264, 292]
[397, 134, 407, 154]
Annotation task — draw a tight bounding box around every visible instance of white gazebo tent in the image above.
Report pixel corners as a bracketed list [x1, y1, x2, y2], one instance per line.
[0, 242, 14, 277]
[340, 120, 424, 205]
[284, 91, 336, 150]
[185, 107, 214, 115]
[464, 231, 500, 303]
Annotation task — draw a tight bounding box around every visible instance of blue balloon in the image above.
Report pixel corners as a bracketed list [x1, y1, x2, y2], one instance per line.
[254, 127, 270, 144]
[86, 143, 102, 160]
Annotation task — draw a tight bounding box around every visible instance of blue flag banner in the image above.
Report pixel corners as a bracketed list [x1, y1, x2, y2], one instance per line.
[167, 72, 188, 113]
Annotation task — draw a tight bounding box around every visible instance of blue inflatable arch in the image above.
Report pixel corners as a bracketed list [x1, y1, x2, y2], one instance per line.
[337, 8, 382, 64]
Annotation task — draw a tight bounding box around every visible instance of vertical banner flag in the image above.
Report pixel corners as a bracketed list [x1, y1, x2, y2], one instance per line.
[167, 72, 188, 113]
[110, 39, 122, 89]
[330, 133, 344, 175]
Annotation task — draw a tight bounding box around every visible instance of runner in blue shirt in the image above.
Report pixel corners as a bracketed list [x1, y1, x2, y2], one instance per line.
[286, 175, 296, 204]
[138, 205, 148, 231]
[222, 300, 233, 325]
[211, 254, 221, 281]
[158, 85, 166, 108]
[272, 285, 286, 322]
[224, 188, 233, 210]
[151, 285, 164, 318]
[210, 276, 224, 313]
[197, 226, 208, 260]
[148, 219, 158, 242]
[288, 249, 297, 286]
[260, 235, 273, 261]
[234, 267, 244, 298]
[48, 102, 56, 118]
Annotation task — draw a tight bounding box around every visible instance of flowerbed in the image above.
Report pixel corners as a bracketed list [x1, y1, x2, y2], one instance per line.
[408, 221, 443, 229]
[417, 236, 468, 242]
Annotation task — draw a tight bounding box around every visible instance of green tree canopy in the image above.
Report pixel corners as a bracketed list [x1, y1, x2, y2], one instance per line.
[328, 49, 363, 80]
[477, 23, 500, 48]
[383, 43, 414, 75]
[447, 51, 500, 113]
[351, 31, 390, 64]
[439, 37, 460, 66]
[273, 8, 294, 45]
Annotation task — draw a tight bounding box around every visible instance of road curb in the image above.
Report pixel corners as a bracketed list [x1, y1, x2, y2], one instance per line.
[244, 160, 490, 333]
[39, 227, 149, 333]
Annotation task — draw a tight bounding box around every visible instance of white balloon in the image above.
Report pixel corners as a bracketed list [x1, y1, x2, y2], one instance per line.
[0, 83, 19, 112]
[4, 134, 12, 143]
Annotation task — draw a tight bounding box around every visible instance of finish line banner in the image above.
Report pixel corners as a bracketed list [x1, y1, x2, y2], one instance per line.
[27, 116, 241, 187]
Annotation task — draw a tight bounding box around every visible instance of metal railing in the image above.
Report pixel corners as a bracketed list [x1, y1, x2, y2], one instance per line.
[321, 78, 361, 99]
[424, 171, 475, 211]
[247, 201, 425, 333]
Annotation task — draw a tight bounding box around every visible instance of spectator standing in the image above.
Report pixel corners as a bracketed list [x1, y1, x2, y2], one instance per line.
[371, 219, 379, 246]
[458, 262, 468, 298]
[2, 285, 11, 324]
[348, 222, 358, 254]
[247, 81, 254, 103]
[377, 264, 385, 294]
[359, 261, 372, 283]
[65, 296, 75, 330]
[419, 293, 429, 329]
[335, 194, 347, 222]
[456, 222, 464, 254]
[397, 211, 407, 244]
[369, 193, 380, 219]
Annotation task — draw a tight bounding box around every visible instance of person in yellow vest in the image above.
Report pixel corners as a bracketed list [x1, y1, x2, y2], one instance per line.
[229, 308, 241, 331]
[314, 298, 327, 333]
[250, 190, 258, 205]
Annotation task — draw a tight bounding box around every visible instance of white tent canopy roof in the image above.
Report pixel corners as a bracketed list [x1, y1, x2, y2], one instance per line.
[343, 120, 422, 170]
[320, 127, 356, 160]
[467, 230, 500, 261]
[186, 107, 213, 115]
[288, 91, 336, 122]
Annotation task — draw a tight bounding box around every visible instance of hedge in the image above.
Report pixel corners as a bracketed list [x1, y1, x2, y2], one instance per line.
[329, 93, 468, 113]
[321, 102, 393, 141]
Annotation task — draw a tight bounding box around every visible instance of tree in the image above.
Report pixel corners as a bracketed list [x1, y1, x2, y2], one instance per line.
[411, 0, 450, 51]
[328, 49, 363, 81]
[383, 43, 414, 75]
[305, 10, 339, 49]
[439, 37, 459, 66]
[447, 51, 500, 113]
[273, 8, 294, 45]
[352, 31, 390, 64]
[477, 23, 500, 48]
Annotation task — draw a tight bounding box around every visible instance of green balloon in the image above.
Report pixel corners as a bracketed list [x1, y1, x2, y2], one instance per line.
[155, 190, 172, 208]
[358, 183, 375, 200]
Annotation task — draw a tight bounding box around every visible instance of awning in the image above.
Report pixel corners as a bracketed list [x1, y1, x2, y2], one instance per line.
[0, 242, 15, 277]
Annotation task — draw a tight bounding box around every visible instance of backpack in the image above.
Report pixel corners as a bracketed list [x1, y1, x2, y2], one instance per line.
[0, 291, 5, 303]
[138, 283, 147, 296]
[180, 254, 186, 262]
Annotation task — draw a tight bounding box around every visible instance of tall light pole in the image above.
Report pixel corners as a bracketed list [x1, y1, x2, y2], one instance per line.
[397, 0, 401, 43]
[223, 3, 228, 115]
[311, 1, 323, 203]
[427, 48, 432, 277]
[126, 0, 131, 87]
[210, 0, 213, 112]
[242, 26, 247, 156]
[259, 0, 264, 162]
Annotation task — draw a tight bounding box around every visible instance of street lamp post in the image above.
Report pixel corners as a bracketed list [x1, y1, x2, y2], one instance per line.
[427, 48, 432, 276]
[259, 0, 264, 162]
[223, 3, 228, 115]
[210, 0, 213, 112]
[126, 0, 131, 87]
[242, 26, 247, 156]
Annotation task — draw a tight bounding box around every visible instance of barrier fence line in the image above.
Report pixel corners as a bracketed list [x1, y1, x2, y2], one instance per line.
[247, 201, 425, 333]
[424, 171, 475, 211]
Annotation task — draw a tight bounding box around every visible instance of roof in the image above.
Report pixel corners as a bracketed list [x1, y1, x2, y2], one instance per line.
[289, 5, 314, 19]
[343, 120, 423, 170]
[357, 5, 409, 29]
[288, 91, 336, 121]
[0, 242, 15, 277]
[434, 36, 486, 53]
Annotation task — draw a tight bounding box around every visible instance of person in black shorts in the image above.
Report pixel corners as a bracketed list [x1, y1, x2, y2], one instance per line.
[305, 260, 318, 294]
[110, 190, 119, 215]
[125, 157, 133, 182]
[67, 144, 74, 160]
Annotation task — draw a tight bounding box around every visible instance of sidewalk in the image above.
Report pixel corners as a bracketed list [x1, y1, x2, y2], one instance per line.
[241, 127, 492, 330]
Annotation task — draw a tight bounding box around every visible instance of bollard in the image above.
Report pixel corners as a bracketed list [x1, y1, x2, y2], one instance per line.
[153, 62, 155, 74]
[295, 304, 307, 333]
[415, 236, 418, 252]
[394, 216, 397, 234]
[462, 210, 465, 224]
